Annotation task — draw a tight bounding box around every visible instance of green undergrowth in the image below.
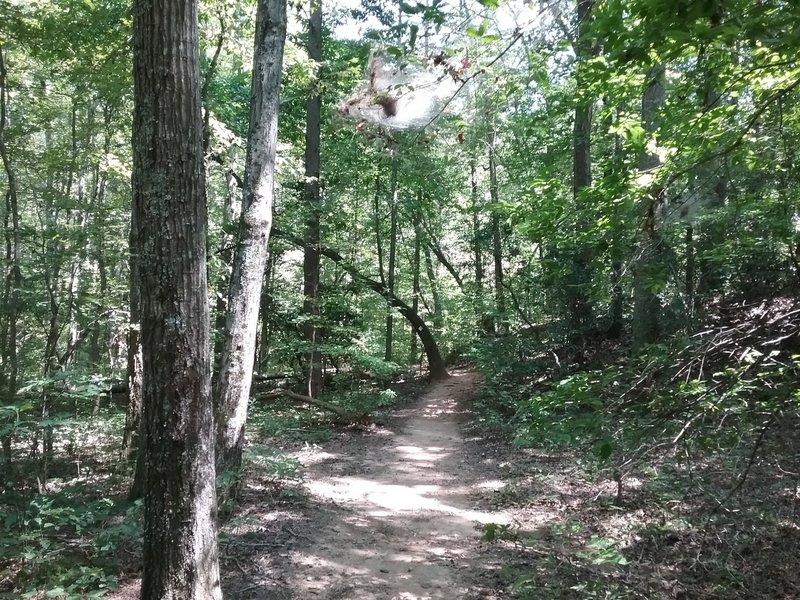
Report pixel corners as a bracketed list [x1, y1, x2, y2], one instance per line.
[250, 374, 422, 444]
[469, 302, 800, 598]
[0, 487, 142, 599]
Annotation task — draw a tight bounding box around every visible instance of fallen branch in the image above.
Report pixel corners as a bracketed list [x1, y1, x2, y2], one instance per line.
[258, 389, 365, 421]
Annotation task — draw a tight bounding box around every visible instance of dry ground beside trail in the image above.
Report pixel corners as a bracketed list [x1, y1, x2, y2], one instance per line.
[222, 369, 518, 600]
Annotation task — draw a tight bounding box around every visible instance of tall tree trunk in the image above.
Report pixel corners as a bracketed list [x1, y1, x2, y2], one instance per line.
[567, 0, 595, 339]
[302, 0, 323, 398]
[258, 250, 278, 372]
[385, 155, 398, 361]
[215, 0, 287, 479]
[410, 208, 421, 364]
[213, 171, 241, 376]
[632, 64, 666, 351]
[470, 158, 491, 333]
[488, 129, 505, 333]
[0, 45, 20, 475]
[131, 0, 222, 596]
[124, 219, 144, 499]
[424, 244, 443, 330]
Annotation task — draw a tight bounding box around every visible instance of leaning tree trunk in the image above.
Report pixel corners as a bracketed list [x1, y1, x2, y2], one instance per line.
[273, 228, 450, 381]
[302, 0, 323, 398]
[215, 0, 287, 479]
[131, 0, 222, 597]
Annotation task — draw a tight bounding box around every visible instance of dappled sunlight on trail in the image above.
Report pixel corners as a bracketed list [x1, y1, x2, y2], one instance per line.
[284, 370, 511, 600]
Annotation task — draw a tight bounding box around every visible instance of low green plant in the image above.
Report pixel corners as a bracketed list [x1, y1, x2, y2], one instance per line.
[1, 493, 142, 599]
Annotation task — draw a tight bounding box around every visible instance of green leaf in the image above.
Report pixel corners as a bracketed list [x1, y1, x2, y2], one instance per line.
[398, 1, 424, 14]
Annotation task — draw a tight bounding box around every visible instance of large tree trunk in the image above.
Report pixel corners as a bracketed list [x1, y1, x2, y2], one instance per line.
[131, 0, 222, 597]
[567, 0, 595, 339]
[632, 65, 666, 351]
[215, 0, 287, 478]
[302, 0, 323, 398]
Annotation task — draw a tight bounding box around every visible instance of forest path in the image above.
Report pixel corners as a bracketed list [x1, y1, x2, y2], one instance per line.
[275, 369, 510, 600]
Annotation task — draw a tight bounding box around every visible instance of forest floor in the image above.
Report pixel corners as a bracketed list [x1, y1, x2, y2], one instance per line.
[106, 366, 800, 600]
[222, 368, 514, 600]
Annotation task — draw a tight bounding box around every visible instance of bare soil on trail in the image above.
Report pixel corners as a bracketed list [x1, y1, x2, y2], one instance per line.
[223, 369, 514, 600]
[104, 367, 800, 599]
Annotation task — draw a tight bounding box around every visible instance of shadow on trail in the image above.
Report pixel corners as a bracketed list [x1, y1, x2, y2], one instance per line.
[223, 371, 517, 600]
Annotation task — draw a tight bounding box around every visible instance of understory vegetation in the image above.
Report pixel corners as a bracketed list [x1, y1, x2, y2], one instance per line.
[2, 0, 800, 597]
[470, 297, 800, 598]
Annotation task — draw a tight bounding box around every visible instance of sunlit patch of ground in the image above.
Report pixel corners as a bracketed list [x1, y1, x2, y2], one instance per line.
[226, 370, 511, 600]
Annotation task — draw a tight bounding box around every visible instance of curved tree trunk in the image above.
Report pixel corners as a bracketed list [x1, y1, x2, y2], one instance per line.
[215, 0, 287, 478]
[131, 0, 222, 596]
[273, 228, 449, 381]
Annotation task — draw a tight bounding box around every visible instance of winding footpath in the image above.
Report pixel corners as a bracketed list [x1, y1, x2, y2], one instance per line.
[284, 370, 511, 600]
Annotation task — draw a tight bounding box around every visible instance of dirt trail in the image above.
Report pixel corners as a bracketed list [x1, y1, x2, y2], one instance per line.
[282, 370, 510, 599]
[109, 370, 511, 600]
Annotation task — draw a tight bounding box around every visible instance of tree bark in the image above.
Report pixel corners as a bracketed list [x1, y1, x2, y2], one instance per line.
[214, 0, 287, 478]
[385, 154, 399, 361]
[131, 0, 222, 596]
[488, 128, 506, 333]
[632, 64, 666, 351]
[302, 0, 323, 398]
[567, 0, 595, 339]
